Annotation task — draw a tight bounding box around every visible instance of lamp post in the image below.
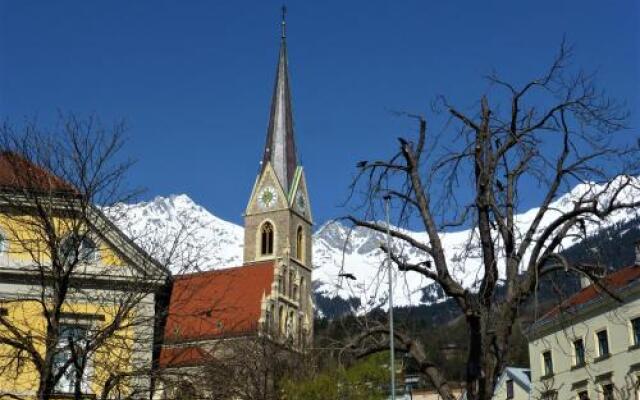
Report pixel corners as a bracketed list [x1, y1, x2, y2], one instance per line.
[384, 194, 396, 400]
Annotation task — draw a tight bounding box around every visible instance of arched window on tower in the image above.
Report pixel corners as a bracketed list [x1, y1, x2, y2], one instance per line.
[296, 226, 303, 260]
[298, 315, 304, 347]
[281, 266, 287, 295]
[265, 303, 275, 334]
[279, 305, 285, 335]
[289, 270, 295, 298]
[260, 222, 274, 256]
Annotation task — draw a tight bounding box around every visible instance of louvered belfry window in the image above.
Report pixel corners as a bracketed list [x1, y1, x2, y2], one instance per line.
[261, 222, 274, 255]
[296, 226, 303, 260]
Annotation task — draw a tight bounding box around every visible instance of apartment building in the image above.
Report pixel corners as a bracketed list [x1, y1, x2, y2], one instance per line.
[527, 245, 640, 400]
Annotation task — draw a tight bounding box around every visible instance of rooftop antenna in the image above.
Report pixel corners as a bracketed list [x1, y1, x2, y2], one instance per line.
[281, 5, 287, 39]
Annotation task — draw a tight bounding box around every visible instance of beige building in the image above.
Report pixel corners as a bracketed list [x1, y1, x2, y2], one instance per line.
[527, 249, 640, 400]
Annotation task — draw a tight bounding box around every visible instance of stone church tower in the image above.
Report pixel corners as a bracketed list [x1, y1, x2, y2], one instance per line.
[243, 18, 313, 346]
[158, 16, 314, 386]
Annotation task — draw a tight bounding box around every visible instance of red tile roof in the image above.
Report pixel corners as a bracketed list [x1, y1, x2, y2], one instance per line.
[539, 265, 640, 323]
[158, 346, 210, 368]
[163, 261, 275, 345]
[0, 152, 75, 194]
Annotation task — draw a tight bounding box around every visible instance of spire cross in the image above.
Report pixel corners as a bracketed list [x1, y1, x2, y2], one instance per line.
[281, 5, 287, 39]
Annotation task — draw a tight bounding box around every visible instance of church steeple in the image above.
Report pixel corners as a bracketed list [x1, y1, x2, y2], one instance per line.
[243, 11, 313, 348]
[245, 8, 312, 267]
[262, 7, 297, 194]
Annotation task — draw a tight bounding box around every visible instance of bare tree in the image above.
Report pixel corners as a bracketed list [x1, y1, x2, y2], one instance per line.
[156, 334, 308, 400]
[154, 262, 311, 400]
[200, 335, 305, 400]
[343, 42, 640, 400]
[0, 114, 170, 400]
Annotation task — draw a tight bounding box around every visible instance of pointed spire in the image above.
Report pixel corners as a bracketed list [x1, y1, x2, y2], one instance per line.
[281, 5, 287, 39]
[262, 6, 298, 194]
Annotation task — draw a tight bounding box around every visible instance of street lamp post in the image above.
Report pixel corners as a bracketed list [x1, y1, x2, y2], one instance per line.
[384, 194, 395, 400]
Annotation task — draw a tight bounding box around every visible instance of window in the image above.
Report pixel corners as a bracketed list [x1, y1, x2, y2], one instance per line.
[78, 237, 98, 262]
[53, 324, 89, 393]
[574, 338, 586, 366]
[265, 304, 274, 334]
[289, 270, 295, 298]
[601, 383, 614, 400]
[542, 350, 553, 376]
[298, 315, 304, 346]
[281, 266, 287, 295]
[299, 277, 305, 304]
[577, 390, 589, 400]
[296, 226, 303, 260]
[260, 222, 274, 255]
[0, 230, 7, 253]
[506, 379, 514, 399]
[60, 235, 98, 264]
[597, 330, 610, 357]
[286, 310, 295, 338]
[631, 317, 640, 347]
[279, 305, 285, 334]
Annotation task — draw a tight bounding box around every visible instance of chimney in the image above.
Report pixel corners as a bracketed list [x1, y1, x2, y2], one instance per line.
[579, 275, 591, 289]
[635, 241, 640, 266]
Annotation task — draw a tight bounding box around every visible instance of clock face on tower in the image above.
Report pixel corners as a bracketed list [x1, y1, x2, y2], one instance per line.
[295, 192, 306, 214]
[258, 186, 277, 209]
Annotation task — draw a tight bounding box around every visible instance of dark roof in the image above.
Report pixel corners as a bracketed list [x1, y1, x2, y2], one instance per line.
[163, 261, 275, 345]
[262, 36, 298, 193]
[537, 265, 640, 325]
[0, 152, 76, 194]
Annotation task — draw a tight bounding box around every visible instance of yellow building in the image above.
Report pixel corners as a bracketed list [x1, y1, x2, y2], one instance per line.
[0, 152, 168, 398]
[527, 244, 640, 400]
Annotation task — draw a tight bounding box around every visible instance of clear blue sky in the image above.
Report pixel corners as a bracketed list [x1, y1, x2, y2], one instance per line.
[1, 1, 638, 226]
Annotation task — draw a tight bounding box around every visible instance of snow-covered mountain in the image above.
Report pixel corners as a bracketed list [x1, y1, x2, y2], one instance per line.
[109, 177, 640, 308]
[107, 195, 243, 272]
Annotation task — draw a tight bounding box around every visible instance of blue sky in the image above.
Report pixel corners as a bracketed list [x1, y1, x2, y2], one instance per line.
[1, 1, 638, 226]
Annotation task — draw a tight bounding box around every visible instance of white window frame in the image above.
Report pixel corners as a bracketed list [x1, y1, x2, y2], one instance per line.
[576, 389, 589, 400]
[572, 336, 587, 366]
[541, 350, 553, 376]
[53, 323, 91, 394]
[0, 229, 7, 253]
[53, 313, 103, 395]
[595, 328, 610, 358]
[60, 234, 100, 266]
[599, 382, 614, 400]
[629, 315, 640, 348]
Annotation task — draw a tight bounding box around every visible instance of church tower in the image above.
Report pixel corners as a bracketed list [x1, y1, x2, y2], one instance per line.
[244, 10, 313, 346]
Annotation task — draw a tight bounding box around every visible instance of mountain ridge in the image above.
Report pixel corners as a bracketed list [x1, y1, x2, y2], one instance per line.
[108, 176, 640, 311]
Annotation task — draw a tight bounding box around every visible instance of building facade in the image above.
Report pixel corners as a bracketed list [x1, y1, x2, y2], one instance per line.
[527, 248, 640, 400]
[0, 153, 168, 398]
[491, 367, 531, 400]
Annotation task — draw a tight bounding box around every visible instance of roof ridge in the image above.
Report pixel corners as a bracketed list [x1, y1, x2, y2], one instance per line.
[537, 264, 640, 324]
[175, 260, 274, 278]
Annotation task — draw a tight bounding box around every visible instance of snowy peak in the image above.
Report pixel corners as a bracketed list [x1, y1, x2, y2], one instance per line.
[108, 194, 244, 273]
[111, 176, 640, 307]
